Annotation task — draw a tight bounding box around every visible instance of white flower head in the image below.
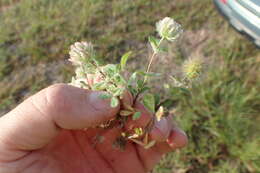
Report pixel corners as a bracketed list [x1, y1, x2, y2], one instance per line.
[69, 41, 94, 65]
[156, 17, 183, 42]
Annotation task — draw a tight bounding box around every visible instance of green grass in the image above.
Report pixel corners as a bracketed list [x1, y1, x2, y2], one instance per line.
[0, 0, 259, 172]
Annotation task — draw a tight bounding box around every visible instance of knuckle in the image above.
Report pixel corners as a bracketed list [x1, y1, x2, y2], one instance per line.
[45, 84, 72, 115]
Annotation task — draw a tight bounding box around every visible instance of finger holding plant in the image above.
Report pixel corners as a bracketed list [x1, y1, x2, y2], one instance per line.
[68, 17, 202, 149]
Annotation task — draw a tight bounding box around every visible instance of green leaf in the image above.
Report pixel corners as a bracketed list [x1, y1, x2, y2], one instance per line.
[132, 112, 141, 120]
[143, 93, 155, 113]
[128, 72, 137, 86]
[120, 51, 132, 70]
[160, 99, 173, 107]
[148, 36, 160, 53]
[113, 87, 125, 97]
[137, 79, 144, 89]
[102, 64, 118, 77]
[154, 93, 161, 106]
[139, 86, 150, 94]
[98, 93, 112, 99]
[92, 81, 106, 90]
[111, 74, 126, 85]
[110, 97, 119, 108]
[128, 85, 138, 96]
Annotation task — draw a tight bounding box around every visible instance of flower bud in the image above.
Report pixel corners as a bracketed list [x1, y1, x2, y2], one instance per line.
[156, 17, 183, 42]
[183, 58, 203, 80]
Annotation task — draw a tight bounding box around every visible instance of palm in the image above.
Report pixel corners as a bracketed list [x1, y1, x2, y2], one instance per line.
[29, 128, 157, 173]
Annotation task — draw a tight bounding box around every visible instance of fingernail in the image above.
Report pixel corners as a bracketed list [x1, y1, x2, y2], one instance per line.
[88, 91, 113, 111]
[167, 128, 188, 149]
[154, 118, 170, 136]
[177, 129, 187, 138]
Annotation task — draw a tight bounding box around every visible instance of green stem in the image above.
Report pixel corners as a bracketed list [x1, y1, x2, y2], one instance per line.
[144, 37, 164, 83]
[90, 61, 118, 88]
[133, 37, 164, 103]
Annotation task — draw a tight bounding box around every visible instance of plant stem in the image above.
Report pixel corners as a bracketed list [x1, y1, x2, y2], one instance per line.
[133, 37, 164, 103]
[90, 61, 118, 88]
[144, 37, 164, 83]
[147, 38, 164, 71]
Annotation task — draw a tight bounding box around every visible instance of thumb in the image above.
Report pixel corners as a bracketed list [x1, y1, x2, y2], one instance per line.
[0, 84, 119, 161]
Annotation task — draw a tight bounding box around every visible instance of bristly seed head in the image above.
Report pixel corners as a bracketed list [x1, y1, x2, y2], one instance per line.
[183, 58, 203, 80]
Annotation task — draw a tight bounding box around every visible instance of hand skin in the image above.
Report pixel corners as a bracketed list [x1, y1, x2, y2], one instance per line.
[0, 84, 187, 173]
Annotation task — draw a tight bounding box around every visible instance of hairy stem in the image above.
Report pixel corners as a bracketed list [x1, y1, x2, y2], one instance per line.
[147, 38, 164, 71]
[89, 60, 118, 88]
[133, 37, 164, 103]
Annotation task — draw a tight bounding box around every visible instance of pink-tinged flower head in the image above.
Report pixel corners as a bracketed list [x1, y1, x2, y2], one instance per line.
[69, 41, 94, 66]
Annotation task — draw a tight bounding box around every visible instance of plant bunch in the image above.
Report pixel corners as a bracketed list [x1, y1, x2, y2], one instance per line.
[68, 17, 202, 149]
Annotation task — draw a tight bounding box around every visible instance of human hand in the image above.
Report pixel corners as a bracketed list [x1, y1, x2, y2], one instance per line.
[0, 84, 187, 173]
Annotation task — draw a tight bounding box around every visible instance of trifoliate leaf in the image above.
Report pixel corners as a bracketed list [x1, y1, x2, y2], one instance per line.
[143, 93, 155, 113]
[111, 97, 119, 108]
[120, 51, 132, 70]
[132, 112, 141, 120]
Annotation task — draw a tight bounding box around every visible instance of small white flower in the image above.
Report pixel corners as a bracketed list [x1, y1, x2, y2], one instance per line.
[156, 17, 183, 42]
[69, 42, 94, 65]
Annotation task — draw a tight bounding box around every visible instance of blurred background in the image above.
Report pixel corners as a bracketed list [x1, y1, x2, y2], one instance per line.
[0, 0, 259, 172]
